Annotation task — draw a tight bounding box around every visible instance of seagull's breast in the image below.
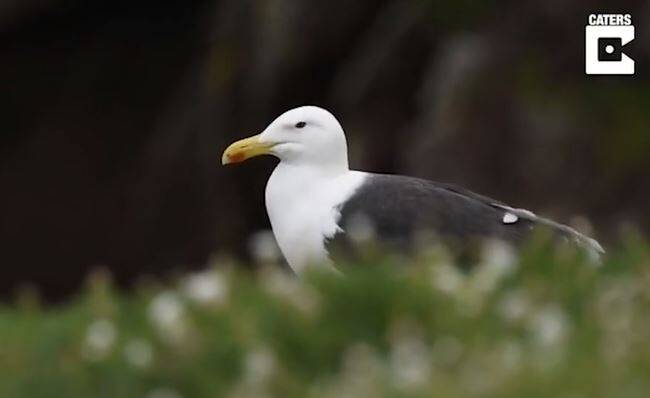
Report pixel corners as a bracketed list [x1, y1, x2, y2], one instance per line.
[265, 165, 366, 274]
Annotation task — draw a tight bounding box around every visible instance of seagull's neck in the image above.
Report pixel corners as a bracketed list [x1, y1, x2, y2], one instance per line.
[266, 162, 351, 211]
[273, 161, 348, 181]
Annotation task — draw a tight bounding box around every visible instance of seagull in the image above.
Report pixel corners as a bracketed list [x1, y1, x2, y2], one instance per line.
[222, 106, 604, 273]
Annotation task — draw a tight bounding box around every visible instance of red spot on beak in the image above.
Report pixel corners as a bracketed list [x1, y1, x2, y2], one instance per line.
[228, 152, 245, 163]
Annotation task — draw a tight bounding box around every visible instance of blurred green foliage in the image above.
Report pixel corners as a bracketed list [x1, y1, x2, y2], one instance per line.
[1, 238, 649, 398]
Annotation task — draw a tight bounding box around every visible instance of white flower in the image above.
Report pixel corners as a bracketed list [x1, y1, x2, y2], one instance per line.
[183, 270, 229, 305]
[261, 268, 320, 316]
[529, 304, 569, 347]
[595, 278, 640, 361]
[346, 214, 376, 245]
[470, 240, 517, 294]
[430, 261, 464, 295]
[149, 291, 187, 343]
[329, 343, 384, 398]
[243, 346, 277, 386]
[389, 335, 432, 391]
[150, 291, 183, 325]
[498, 341, 523, 370]
[249, 230, 282, 264]
[82, 319, 117, 361]
[341, 343, 383, 379]
[481, 239, 516, 269]
[124, 339, 154, 368]
[498, 289, 532, 323]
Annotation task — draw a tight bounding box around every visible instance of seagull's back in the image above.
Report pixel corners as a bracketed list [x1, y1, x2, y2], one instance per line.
[326, 172, 603, 263]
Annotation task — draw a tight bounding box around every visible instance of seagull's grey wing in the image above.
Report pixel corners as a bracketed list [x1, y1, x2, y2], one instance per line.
[326, 173, 603, 263]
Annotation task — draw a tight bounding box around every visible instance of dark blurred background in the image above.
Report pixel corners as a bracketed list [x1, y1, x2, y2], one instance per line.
[2, 0, 649, 298]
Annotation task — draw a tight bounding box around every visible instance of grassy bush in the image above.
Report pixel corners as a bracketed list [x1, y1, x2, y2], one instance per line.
[1, 237, 649, 398]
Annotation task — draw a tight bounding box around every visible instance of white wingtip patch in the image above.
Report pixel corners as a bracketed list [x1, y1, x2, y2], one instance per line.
[502, 212, 519, 224]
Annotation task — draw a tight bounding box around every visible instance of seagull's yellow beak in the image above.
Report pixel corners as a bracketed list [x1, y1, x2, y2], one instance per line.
[221, 134, 274, 165]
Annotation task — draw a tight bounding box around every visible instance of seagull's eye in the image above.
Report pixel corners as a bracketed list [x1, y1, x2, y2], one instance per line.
[295, 121, 306, 129]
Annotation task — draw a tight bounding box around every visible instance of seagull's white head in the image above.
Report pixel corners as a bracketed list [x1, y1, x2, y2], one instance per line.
[222, 106, 349, 172]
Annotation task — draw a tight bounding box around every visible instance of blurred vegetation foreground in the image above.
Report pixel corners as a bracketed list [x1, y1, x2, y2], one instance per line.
[1, 237, 649, 398]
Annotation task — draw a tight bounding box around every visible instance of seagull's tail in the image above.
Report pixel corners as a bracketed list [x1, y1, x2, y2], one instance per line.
[493, 204, 605, 261]
[536, 217, 605, 261]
